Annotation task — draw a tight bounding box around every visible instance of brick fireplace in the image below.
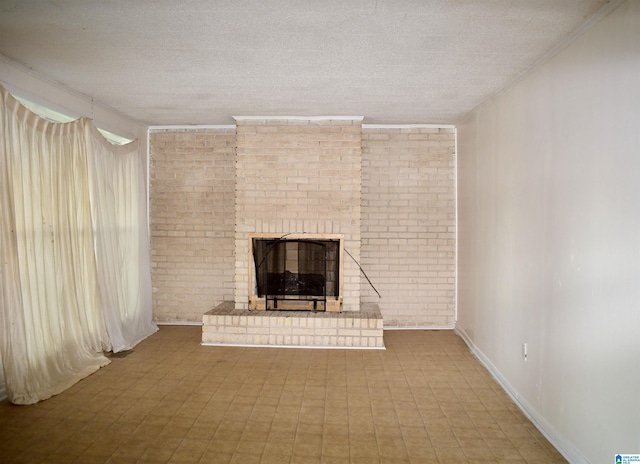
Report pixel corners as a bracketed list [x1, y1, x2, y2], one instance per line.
[149, 121, 455, 340]
[201, 117, 384, 349]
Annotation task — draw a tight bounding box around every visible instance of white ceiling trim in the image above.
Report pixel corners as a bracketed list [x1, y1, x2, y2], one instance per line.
[233, 116, 364, 122]
[149, 122, 456, 130]
[470, 0, 627, 116]
[149, 125, 236, 131]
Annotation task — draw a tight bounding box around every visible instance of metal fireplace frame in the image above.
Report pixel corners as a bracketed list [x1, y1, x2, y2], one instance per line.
[248, 233, 344, 312]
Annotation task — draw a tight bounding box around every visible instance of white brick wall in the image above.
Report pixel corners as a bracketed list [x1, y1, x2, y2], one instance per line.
[361, 127, 456, 327]
[149, 128, 235, 323]
[149, 123, 456, 328]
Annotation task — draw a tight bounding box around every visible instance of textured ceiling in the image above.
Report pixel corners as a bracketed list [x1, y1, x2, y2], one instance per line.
[0, 0, 614, 126]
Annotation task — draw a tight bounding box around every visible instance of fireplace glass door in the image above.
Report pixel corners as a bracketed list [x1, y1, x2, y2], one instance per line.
[252, 238, 340, 310]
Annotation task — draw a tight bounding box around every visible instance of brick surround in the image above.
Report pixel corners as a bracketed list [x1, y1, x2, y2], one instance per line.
[234, 118, 362, 312]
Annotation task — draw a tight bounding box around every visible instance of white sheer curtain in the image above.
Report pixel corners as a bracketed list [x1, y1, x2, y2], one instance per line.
[87, 124, 157, 353]
[0, 86, 156, 404]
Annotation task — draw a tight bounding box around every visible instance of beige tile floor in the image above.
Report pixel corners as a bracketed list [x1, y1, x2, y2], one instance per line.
[0, 326, 567, 464]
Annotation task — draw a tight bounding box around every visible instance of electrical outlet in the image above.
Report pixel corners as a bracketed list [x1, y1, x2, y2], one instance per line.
[522, 342, 528, 361]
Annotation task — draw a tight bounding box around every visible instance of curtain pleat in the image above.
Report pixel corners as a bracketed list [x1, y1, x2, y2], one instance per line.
[0, 85, 156, 404]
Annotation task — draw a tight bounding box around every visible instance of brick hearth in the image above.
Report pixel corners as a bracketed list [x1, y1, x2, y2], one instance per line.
[202, 301, 384, 349]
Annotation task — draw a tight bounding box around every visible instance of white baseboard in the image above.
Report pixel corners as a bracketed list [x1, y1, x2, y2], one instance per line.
[454, 327, 588, 464]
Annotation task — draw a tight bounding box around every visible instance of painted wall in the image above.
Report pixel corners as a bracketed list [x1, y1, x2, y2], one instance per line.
[456, 1, 640, 462]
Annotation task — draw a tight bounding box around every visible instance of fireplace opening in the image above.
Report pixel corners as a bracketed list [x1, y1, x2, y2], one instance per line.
[249, 234, 343, 312]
